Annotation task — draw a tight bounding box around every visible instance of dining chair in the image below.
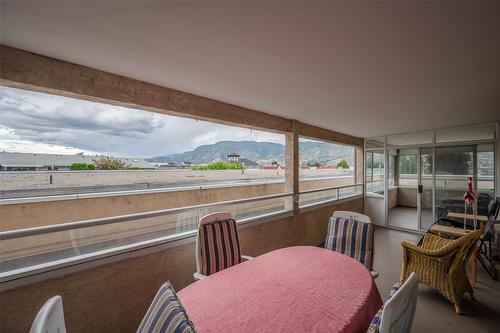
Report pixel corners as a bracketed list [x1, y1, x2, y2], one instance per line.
[400, 229, 482, 314]
[137, 281, 195, 333]
[368, 272, 419, 333]
[194, 212, 253, 280]
[325, 211, 379, 279]
[29, 295, 67, 333]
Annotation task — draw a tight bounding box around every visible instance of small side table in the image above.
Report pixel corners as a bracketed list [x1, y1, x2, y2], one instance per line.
[446, 212, 488, 229]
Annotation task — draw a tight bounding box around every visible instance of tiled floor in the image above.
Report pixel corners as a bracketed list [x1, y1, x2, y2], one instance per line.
[373, 227, 500, 332]
[388, 207, 433, 230]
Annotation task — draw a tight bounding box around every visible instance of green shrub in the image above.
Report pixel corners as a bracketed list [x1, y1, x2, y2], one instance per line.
[336, 160, 350, 169]
[307, 160, 321, 167]
[192, 160, 243, 170]
[70, 163, 94, 170]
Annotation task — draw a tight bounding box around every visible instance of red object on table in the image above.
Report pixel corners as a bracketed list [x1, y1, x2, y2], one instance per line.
[463, 176, 477, 230]
[178, 246, 382, 333]
[463, 177, 476, 205]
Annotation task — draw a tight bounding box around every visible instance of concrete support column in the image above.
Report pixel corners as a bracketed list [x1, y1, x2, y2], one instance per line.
[496, 122, 500, 198]
[285, 120, 299, 215]
[355, 146, 364, 185]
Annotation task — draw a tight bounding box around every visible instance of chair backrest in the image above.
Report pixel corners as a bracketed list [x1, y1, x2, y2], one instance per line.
[195, 212, 242, 276]
[333, 211, 372, 224]
[487, 197, 500, 220]
[379, 272, 419, 333]
[30, 295, 67, 333]
[446, 229, 483, 275]
[325, 213, 374, 270]
[137, 281, 195, 333]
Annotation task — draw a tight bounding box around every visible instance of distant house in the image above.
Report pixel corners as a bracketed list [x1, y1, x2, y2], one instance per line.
[154, 162, 180, 169]
[239, 158, 259, 168]
[0, 152, 155, 171]
[227, 152, 240, 162]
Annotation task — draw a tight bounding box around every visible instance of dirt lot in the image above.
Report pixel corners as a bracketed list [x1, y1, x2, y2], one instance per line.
[0, 168, 354, 198]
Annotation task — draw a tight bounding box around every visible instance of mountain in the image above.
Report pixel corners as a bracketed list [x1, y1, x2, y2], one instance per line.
[299, 141, 353, 166]
[147, 140, 353, 165]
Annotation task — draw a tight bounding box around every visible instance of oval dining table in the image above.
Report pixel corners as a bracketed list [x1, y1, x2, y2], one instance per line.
[177, 246, 382, 333]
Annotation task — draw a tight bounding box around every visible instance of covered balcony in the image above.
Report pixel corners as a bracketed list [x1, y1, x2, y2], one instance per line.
[1, 2, 499, 333]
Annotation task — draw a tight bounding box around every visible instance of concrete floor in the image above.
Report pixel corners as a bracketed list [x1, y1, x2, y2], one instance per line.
[389, 207, 433, 231]
[373, 227, 500, 333]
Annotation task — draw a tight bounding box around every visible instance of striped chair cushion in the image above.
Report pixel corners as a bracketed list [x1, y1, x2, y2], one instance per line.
[198, 218, 242, 276]
[324, 217, 374, 270]
[137, 281, 196, 333]
[367, 282, 401, 333]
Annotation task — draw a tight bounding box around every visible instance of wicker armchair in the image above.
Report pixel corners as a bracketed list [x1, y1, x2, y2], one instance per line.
[400, 229, 482, 314]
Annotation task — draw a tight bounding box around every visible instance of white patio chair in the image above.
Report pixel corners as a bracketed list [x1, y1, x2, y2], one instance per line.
[194, 212, 253, 280]
[370, 272, 419, 333]
[29, 295, 67, 333]
[333, 211, 372, 223]
[327, 211, 379, 279]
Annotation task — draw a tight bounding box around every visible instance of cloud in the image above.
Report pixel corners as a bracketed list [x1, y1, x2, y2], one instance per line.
[0, 86, 284, 157]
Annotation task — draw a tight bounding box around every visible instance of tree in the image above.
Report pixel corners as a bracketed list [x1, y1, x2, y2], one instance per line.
[336, 160, 349, 169]
[70, 163, 94, 170]
[191, 160, 242, 170]
[436, 152, 471, 175]
[399, 155, 417, 174]
[307, 160, 321, 167]
[92, 156, 128, 170]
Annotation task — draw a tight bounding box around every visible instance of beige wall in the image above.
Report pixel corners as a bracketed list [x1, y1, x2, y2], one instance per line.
[397, 187, 417, 208]
[1, 177, 355, 232]
[0, 183, 285, 231]
[389, 187, 398, 209]
[0, 197, 363, 333]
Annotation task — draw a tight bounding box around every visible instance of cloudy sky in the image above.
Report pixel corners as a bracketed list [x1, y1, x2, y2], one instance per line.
[0, 86, 284, 158]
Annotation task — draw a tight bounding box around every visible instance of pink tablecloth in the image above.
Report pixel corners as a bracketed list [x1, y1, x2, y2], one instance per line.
[178, 246, 382, 333]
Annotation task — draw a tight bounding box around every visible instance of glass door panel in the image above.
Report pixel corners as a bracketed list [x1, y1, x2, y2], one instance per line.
[419, 148, 434, 230]
[477, 144, 495, 216]
[435, 146, 474, 219]
[389, 149, 418, 230]
[365, 150, 385, 225]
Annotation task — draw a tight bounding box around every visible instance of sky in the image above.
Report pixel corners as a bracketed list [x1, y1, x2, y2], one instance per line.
[0, 86, 284, 158]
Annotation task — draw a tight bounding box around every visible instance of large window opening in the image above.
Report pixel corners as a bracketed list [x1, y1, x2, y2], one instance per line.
[298, 137, 361, 208]
[0, 86, 291, 279]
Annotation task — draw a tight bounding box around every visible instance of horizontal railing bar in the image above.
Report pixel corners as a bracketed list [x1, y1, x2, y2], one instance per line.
[0, 179, 287, 205]
[0, 192, 292, 240]
[298, 183, 363, 195]
[299, 193, 363, 210]
[0, 209, 295, 285]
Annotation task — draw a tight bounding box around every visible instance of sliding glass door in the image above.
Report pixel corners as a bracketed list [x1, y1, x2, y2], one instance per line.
[365, 150, 385, 225]
[419, 148, 434, 230]
[389, 149, 418, 230]
[387, 148, 434, 231]
[435, 144, 495, 220]
[365, 122, 497, 231]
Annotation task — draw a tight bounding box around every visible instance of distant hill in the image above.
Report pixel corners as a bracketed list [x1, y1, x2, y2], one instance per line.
[147, 140, 352, 165]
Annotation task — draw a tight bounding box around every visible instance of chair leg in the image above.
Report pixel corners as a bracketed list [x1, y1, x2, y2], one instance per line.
[454, 303, 461, 315]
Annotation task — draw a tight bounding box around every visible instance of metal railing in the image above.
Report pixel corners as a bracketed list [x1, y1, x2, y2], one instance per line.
[0, 183, 365, 283]
[298, 183, 363, 208]
[0, 192, 293, 241]
[298, 183, 363, 195]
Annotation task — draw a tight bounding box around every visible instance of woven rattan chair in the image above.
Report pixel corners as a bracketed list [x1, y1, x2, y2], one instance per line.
[400, 229, 482, 314]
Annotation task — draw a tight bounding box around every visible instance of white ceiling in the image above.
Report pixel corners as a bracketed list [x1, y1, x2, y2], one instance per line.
[1, 1, 499, 138]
